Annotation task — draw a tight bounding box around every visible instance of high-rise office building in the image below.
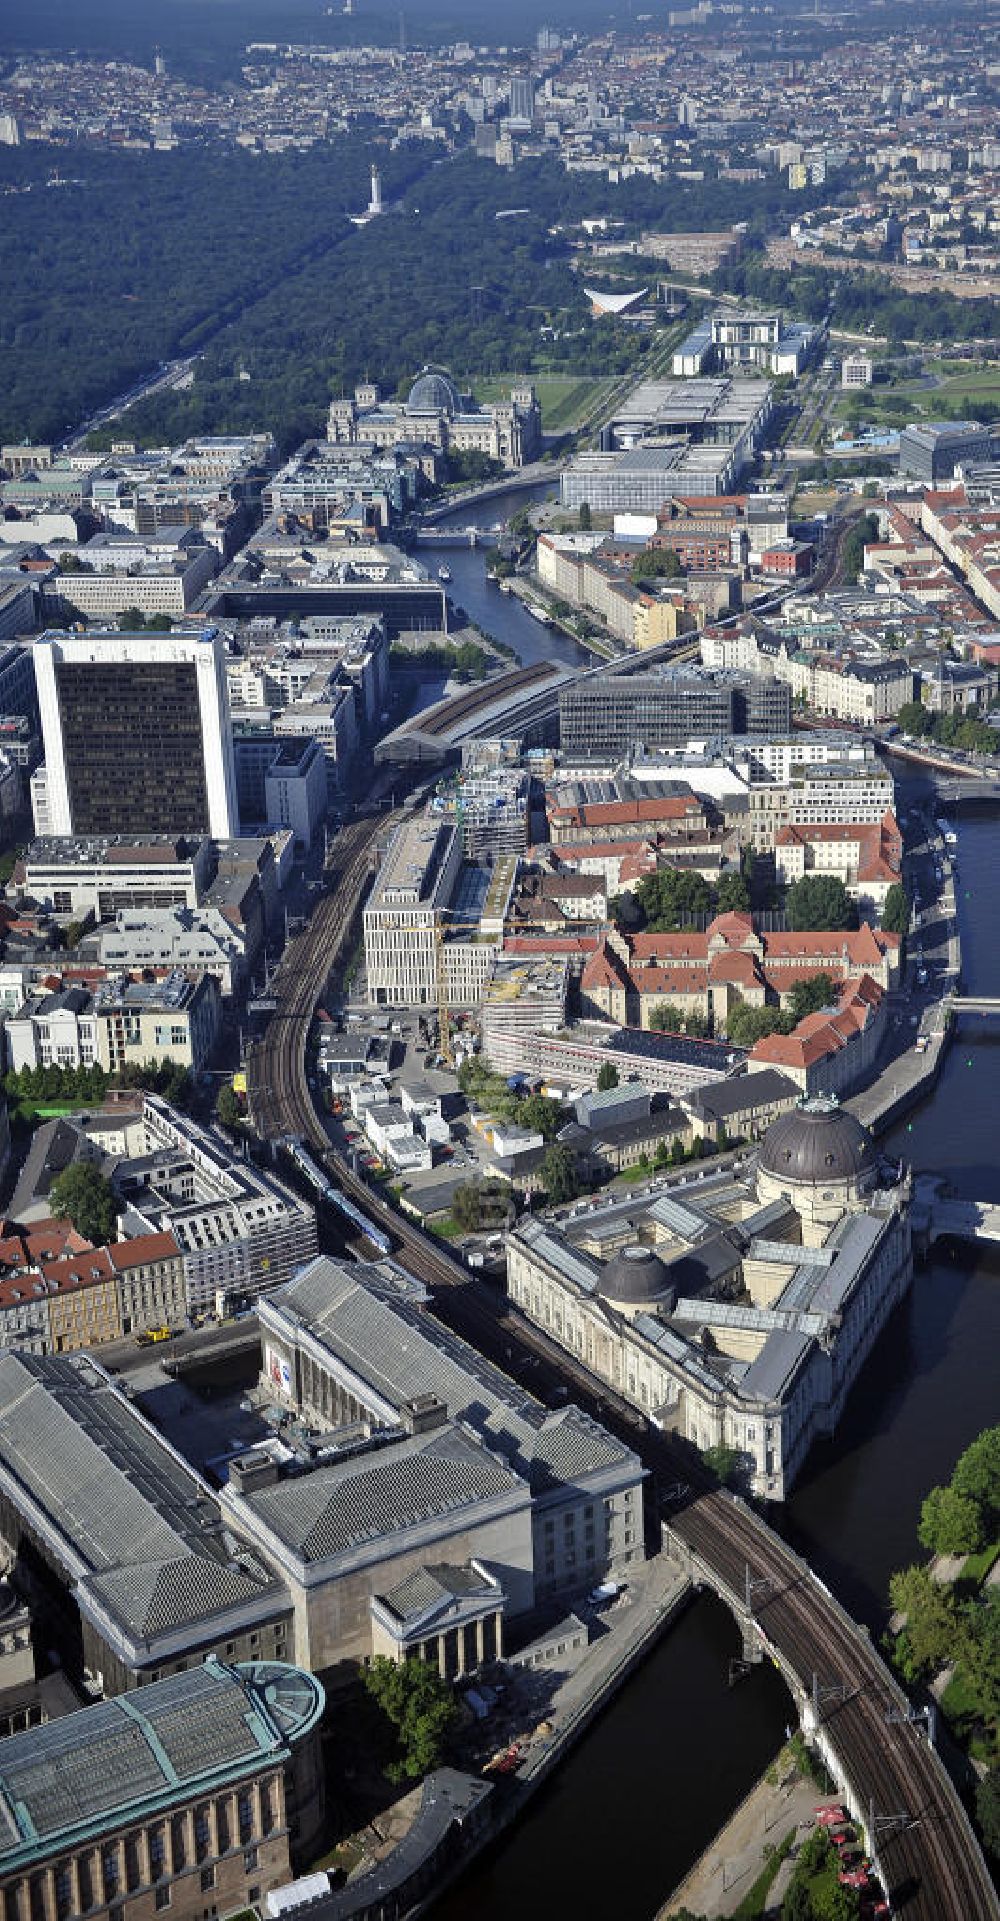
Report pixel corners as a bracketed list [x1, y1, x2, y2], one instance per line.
[33, 628, 239, 838]
[508, 72, 536, 123]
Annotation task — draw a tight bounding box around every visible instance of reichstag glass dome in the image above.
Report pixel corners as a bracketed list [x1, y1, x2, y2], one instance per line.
[406, 366, 462, 416]
[758, 1098, 876, 1187]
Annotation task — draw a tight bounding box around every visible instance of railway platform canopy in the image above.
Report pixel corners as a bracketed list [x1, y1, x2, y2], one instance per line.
[375, 660, 576, 765]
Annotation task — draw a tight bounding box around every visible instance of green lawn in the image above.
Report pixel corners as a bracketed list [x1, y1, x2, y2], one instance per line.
[429, 1214, 465, 1241]
[953, 1541, 1000, 1596]
[833, 358, 1000, 430]
[473, 374, 619, 432]
[939, 1666, 997, 1764]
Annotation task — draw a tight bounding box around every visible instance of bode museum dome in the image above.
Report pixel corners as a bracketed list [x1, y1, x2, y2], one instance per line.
[756, 1096, 881, 1237]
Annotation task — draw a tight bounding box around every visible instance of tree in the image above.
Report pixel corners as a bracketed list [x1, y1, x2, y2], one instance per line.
[633, 868, 715, 931]
[647, 1001, 687, 1033]
[596, 1062, 619, 1092]
[959, 1591, 1000, 1724]
[951, 1425, 1000, 1536]
[215, 1084, 242, 1132]
[362, 1656, 458, 1784]
[578, 501, 592, 530]
[703, 1443, 740, 1484]
[518, 1093, 564, 1140]
[782, 1883, 815, 1921]
[539, 1143, 580, 1204]
[49, 1162, 117, 1246]
[839, 511, 880, 584]
[976, 1764, 1000, 1858]
[882, 882, 911, 939]
[716, 871, 751, 913]
[918, 1484, 986, 1558]
[630, 547, 682, 584]
[454, 1179, 511, 1231]
[897, 700, 931, 737]
[726, 1000, 794, 1047]
[786, 972, 837, 1024]
[785, 874, 856, 932]
[888, 1564, 959, 1676]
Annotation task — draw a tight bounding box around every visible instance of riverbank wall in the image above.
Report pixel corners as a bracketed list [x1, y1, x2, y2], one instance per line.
[847, 814, 959, 1141]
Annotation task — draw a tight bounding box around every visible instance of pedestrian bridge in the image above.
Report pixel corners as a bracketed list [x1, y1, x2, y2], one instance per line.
[912, 1175, 1000, 1246]
[949, 996, 1000, 1014]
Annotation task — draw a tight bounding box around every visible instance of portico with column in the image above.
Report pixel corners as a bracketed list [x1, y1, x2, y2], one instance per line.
[370, 1561, 506, 1676]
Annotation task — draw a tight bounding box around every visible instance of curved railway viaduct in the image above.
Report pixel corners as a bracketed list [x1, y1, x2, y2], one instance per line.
[246, 807, 999, 1921]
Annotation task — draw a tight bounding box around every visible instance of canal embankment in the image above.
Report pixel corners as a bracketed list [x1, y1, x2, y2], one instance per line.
[657, 1762, 820, 1921]
[847, 809, 959, 1139]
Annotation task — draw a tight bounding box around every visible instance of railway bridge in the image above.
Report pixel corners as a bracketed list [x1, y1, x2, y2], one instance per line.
[667, 1492, 999, 1920]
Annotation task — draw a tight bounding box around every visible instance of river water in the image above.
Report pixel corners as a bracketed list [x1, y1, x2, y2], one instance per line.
[432, 481, 591, 672]
[426, 506, 1000, 1919]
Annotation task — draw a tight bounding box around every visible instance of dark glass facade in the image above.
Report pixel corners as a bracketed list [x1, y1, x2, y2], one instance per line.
[56, 661, 210, 834]
[559, 673, 791, 757]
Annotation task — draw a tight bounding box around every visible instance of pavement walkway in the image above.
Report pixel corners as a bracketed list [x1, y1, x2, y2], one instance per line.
[658, 1766, 821, 1920]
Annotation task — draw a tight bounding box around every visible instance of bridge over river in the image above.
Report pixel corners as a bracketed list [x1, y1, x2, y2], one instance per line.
[667, 1489, 999, 1920]
[912, 1174, 1000, 1247]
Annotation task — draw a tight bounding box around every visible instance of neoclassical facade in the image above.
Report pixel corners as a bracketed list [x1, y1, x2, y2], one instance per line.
[327, 367, 541, 471]
[507, 1100, 913, 1500]
[0, 1659, 325, 1921]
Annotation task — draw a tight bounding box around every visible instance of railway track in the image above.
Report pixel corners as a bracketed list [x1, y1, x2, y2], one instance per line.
[246, 809, 1000, 1921]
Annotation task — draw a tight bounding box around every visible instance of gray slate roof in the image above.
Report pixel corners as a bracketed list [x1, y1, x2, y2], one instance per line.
[241, 1425, 523, 1563]
[0, 1353, 286, 1654]
[262, 1259, 642, 1502]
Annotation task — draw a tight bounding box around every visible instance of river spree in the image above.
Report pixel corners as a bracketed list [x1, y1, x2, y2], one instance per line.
[423, 598, 1000, 1917]
[431, 482, 591, 672]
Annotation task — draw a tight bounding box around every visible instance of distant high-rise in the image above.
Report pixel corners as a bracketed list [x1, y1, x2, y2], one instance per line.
[508, 72, 535, 125]
[368, 165, 383, 215]
[33, 629, 239, 839]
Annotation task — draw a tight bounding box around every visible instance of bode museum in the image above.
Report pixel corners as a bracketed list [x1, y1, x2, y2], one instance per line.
[507, 1097, 913, 1500]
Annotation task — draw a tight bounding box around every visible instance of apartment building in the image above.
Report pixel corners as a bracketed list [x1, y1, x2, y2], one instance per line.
[99, 905, 249, 999]
[118, 1095, 318, 1314]
[6, 972, 222, 1076]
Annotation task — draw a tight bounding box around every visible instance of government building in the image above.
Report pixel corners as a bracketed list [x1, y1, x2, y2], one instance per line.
[327, 368, 541, 471]
[507, 1099, 912, 1500]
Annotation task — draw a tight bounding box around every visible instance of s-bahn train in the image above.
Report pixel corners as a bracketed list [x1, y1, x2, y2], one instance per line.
[283, 1139, 394, 1256]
